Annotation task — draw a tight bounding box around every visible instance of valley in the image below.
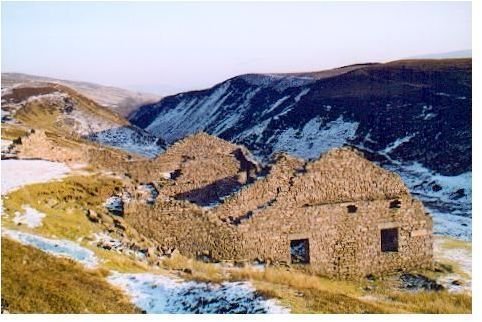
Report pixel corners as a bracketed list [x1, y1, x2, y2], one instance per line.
[0, 58, 472, 314]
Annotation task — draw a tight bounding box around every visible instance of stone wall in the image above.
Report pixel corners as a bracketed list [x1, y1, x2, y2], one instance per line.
[154, 133, 261, 205]
[215, 153, 304, 222]
[124, 200, 241, 260]
[235, 196, 433, 278]
[17, 129, 433, 278]
[208, 147, 431, 277]
[282, 148, 409, 207]
[16, 130, 91, 165]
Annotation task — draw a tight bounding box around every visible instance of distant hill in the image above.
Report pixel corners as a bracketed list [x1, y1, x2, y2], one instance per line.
[1, 73, 161, 117]
[407, 49, 472, 59]
[1, 82, 165, 157]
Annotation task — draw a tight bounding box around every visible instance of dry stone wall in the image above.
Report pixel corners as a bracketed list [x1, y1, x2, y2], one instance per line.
[16, 129, 433, 278]
[154, 133, 261, 205]
[215, 153, 304, 222]
[124, 200, 241, 260]
[282, 148, 410, 207]
[236, 196, 432, 278]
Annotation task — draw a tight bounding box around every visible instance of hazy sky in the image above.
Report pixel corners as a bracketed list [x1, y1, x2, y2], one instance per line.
[2, 1, 471, 95]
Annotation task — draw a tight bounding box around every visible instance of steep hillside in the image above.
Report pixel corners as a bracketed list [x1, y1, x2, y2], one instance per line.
[2, 72, 161, 117]
[131, 59, 472, 239]
[1, 83, 165, 157]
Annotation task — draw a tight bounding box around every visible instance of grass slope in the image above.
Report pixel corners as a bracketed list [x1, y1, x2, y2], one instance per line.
[1, 238, 140, 313]
[2, 175, 123, 240]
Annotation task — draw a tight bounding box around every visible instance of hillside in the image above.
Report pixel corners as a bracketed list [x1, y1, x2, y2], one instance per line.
[1, 82, 165, 158]
[1, 72, 161, 117]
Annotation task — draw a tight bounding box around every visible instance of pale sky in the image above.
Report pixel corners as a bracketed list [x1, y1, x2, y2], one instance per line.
[1, 1, 472, 95]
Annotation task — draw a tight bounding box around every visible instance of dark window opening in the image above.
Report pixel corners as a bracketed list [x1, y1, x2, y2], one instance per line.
[389, 200, 401, 209]
[290, 239, 310, 264]
[381, 228, 398, 252]
[347, 205, 358, 213]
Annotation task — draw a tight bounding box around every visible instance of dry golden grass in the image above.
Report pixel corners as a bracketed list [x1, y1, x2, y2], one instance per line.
[383, 290, 471, 314]
[93, 247, 155, 273]
[439, 237, 472, 252]
[228, 265, 471, 313]
[1, 123, 30, 140]
[14, 100, 61, 133]
[1, 238, 140, 313]
[2, 175, 124, 241]
[160, 254, 225, 283]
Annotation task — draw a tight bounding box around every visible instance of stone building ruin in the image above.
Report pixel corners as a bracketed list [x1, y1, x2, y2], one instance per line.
[124, 134, 433, 279]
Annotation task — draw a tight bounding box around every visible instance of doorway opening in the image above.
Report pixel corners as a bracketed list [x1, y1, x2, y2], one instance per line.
[290, 239, 310, 264]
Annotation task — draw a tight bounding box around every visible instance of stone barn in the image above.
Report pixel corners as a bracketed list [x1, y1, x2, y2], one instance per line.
[126, 136, 433, 279]
[214, 148, 433, 278]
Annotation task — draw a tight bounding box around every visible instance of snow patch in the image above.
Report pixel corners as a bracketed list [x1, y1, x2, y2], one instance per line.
[240, 74, 315, 91]
[88, 126, 164, 158]
[211, 88, 261, 135]
[262, 95, 290, 116]
[105, 196, 124, 215]
[434, 238, 471, 293]
[1, 159, 70, 195]
[13, 206, 45, 228]
[388, 162, 471, 240]
[380, 134, 416, 157]
[108, 272, 289, 314]
[235, 118, 272, 143]
[294, 88, 310, 102]
[423, 113, 437, 121]
[272, 116, 359, 159]
[3, 229, 98, 268]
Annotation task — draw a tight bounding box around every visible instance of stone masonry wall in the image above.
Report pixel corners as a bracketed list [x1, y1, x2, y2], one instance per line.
[215, 153, 304, 222]
[282, 148, 409, 207]
[124, 200, 241, 260]
[235, 196, 433, 278]
[154, 133, 261, 205]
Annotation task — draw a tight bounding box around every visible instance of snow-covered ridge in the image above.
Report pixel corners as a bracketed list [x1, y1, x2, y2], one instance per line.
[240, 74, 315, 91]
[272, 116, 359, 159]
[146, 81, 233, 143]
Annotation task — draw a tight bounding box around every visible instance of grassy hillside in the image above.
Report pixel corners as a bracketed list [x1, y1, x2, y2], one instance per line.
[1, 238, 140, 313]
[11, 83, 128, 135]
[2, 72, 161, 117]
